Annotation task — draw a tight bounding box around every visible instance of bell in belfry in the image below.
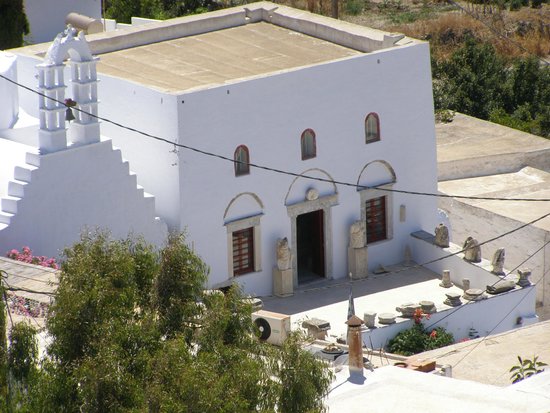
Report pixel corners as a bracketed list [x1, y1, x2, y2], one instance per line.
[65, 107, 75, 122]
[64, 98, 77, 122]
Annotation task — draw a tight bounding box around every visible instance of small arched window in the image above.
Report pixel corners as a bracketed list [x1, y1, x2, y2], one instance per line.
[301, 129, 316, 160]
[234, 145, 250, 176]
[365, 113, 380, 143]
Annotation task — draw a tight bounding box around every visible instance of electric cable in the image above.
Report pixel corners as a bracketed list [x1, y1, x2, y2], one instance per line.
[1, 73, 550, 203]
[424, 236, 550, 331]
[450, 258, 550, 370]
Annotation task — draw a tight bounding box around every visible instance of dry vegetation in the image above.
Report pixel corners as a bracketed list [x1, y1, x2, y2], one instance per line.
[388, 4, 550, 60]
[278, 0, 550, 60]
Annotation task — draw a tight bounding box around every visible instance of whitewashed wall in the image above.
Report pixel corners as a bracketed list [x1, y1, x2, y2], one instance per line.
[0, 140, 167, 258]
[0, 53, 19, 129]
[177, 42, 439, 295]
[410, 231, 506, 290]
[98, 76, 181, 229]
[439, 198, 550, 307]
[362, 285, 537, 350]
[23, 0, 102, 45]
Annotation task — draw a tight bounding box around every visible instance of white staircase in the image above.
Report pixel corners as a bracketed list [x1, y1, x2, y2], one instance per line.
[0, 140, 163, 236]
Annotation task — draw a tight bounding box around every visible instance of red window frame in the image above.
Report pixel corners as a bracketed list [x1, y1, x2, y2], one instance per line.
[365, 113, 381, 143]
[232, 227, 254, 275]
[234, 145, 250, 176]
[366, 196, 387, 243]
[301, 129, 317, 160]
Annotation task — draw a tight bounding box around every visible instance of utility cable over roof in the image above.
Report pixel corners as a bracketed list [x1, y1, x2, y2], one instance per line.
[1, 73, 550, 203]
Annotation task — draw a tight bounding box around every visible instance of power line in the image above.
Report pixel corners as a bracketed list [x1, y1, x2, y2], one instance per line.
[268, 209, 550, 298]
[446, 0, 550, 66]
[424, 234, 550, 331]
[450, 251, 550, 370]
[1, 73, 550, 203]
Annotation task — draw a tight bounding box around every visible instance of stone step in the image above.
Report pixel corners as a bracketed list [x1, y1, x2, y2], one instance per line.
[128, 172, 137, 188]
[136, 185, 144, 197]
[25, 152, 41, 167]
[1, 196, 20, 214]
[0, 211, 14, 225]
[111, 148, 123, 162]
[8, 180, 28, 198]
[143, 192, 155, 211]
[13, 165, 36, 182]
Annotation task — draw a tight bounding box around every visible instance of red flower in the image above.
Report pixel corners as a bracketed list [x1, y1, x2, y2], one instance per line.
[430, 330, 437, 339]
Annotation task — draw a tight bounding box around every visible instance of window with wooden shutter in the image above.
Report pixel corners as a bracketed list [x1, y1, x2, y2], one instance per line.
[366, 196, 387, 243]
[232, 227, 254, 275]
[301, 129, 316, 160]
[234, 145, 250, 176]
[365, 113, 380, 143]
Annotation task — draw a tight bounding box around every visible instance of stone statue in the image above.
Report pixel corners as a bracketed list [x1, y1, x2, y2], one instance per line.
[434, 223, 450, 248]
[491, 248, 505, 275]
[463, 236, 481, 263]
[349, 221, 366, 249]
[277, 237, 292, 271]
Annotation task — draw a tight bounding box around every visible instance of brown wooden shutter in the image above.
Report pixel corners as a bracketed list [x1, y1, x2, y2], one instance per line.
[233, 227, 254, 275]
[366, 196, 387, 243]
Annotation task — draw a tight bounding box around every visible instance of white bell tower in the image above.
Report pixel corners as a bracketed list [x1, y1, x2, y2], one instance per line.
[37, 25, 100, 153]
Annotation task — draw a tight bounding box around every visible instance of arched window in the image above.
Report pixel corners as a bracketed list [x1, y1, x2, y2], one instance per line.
[301, 129, 316, 160]
[234, 145, 250, 176]
[365, 113, 380, 143]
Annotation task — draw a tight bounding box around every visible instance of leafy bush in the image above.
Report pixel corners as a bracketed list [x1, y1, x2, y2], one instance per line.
[345, 0, 364, 15]
[6, 247, 58, 269]
[510, 356, 547, 383]
[509, 0, 523, 10]
[388, 310, 454, 356]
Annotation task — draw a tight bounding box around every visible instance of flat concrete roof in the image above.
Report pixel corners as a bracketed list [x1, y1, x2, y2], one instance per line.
[327, 365, 550, 412]
[0, 256, 58, 304]
[261, 263, 466, 338]
[436, 113, 550, 164]
[96, 21, 361, 93]
[417, 320, 550, 387]
[12, 2, 416, 93]
[438, 167, 550, 232]
[436, 113, 550, 181]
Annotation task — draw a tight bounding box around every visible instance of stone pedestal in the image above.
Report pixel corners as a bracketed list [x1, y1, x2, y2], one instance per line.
[39, 129, 67, 153]
[302, 318, 331, 340]
[440, 270, 453, 288]
[273, 267, 293, 297]
[444, 292, 462, 307]
[68, 122, 100, 145]
[348, 246, 368, 279]
[363, 311, 377, 328]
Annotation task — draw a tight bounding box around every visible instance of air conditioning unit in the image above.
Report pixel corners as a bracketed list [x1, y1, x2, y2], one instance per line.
[252, 310, 291, 346]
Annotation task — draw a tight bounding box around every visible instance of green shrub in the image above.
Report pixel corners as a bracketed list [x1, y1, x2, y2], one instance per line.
[509, 0, 523, 10]
[345, 0, 364, 15]
[510, 356, 547, 383]
[388, 313, 454, 356]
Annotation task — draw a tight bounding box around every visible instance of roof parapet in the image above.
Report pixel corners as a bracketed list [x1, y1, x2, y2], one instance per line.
[14, 1, 414, 59]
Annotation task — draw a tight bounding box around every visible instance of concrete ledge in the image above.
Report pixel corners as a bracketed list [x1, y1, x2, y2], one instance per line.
[13, 2, 418, 58]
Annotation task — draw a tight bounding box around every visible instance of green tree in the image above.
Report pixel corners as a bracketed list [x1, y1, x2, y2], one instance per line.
[29, 231, 332, 412]
[435, 38, 506, 119]
[0, 0, 29, 50]
[0, 281, 8, 409]
[156, 232, 208, 338]
[8, 322, 38, 384]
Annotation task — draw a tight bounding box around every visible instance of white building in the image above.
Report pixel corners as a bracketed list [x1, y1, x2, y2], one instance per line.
[8, 2, 441, 296]
[0, 27, 167, 258]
